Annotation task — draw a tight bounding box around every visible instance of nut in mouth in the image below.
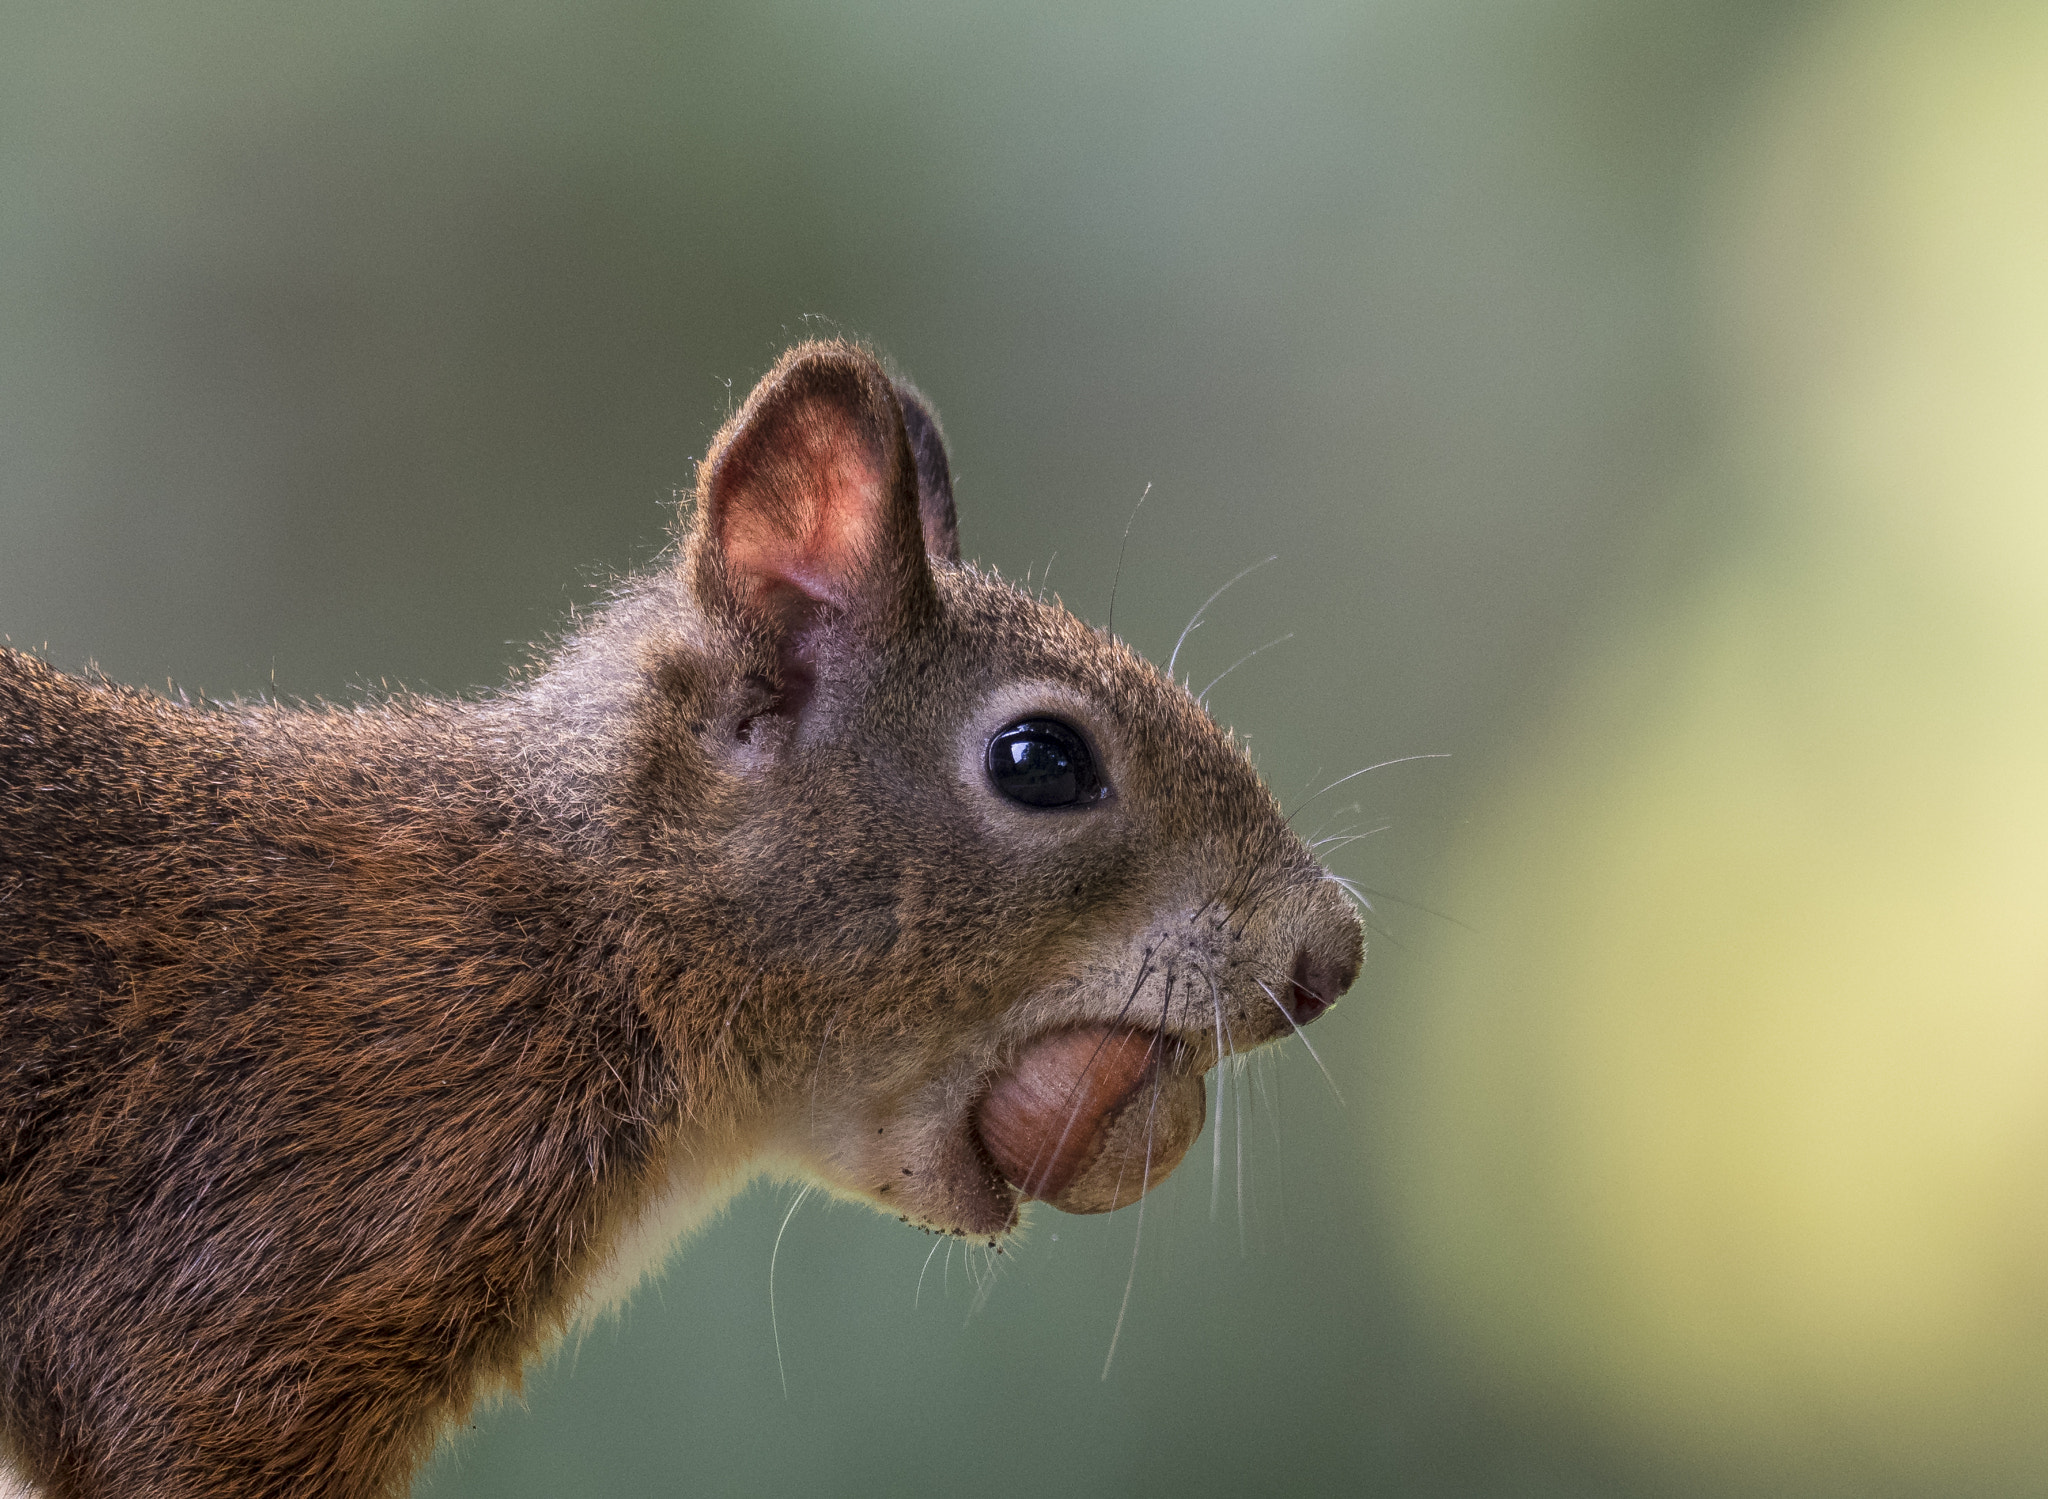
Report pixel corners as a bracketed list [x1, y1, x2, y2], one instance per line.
[974, 1026, 1206, 1215]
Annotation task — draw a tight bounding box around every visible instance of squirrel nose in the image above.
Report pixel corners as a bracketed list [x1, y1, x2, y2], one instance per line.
[1285, 944, 1357, 1026]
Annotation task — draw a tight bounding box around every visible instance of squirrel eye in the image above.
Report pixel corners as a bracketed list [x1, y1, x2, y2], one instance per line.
[985, 719, 1107, 809]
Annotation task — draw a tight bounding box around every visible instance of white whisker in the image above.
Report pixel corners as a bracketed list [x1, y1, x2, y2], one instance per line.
[806, 994, 853, 1128]
[1309, 827, 1389, 856]
[1168, 555, 1278, 678]
[959, 1245, 981, 1316]
[1256, 978, 1344, 1104]
[967, 1244, 1003, 1321]
[1197, 632, 1293, 708]
[1207, 974, 1227, 1221]
[1104, 482, 1152, 639]
[768, 1184, 812, 1398]
[1323, 872, 1377, 915]
[1253, 1045, 1284, 1151]
[1326, 873, 1475, 932]
[1023, 958, 1160, 1192]
[1231, 1048, 1248, 1255]
[1303, 801, 1361, 847]
[1287, 753, 1450, 824]
[915, 1234, 943, 1310]
[1102, 1066, 1166, 1380]
[1102, 1198, 1146, 1380]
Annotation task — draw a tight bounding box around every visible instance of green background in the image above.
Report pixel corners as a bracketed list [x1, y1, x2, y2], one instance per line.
[17, 4, 2044, 1496]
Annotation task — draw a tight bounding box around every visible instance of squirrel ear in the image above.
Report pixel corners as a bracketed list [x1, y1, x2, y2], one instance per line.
[688, 341, 938, 635]
[893, 380, 961, 564]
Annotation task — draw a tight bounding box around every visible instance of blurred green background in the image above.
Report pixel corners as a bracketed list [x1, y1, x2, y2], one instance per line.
[9, 2, 2048, 1495]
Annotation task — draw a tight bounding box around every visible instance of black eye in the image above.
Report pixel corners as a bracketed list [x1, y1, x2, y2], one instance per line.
[985, 719, 1107, 809]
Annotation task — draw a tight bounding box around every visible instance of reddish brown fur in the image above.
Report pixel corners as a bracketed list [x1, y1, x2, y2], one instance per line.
[0, 341, 1360, 1497]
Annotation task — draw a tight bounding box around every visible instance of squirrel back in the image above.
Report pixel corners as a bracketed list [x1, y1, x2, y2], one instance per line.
[0, 341, 1361, 1498]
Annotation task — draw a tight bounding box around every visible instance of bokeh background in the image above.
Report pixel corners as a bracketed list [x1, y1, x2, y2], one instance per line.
[6, 2, 2047, 1494]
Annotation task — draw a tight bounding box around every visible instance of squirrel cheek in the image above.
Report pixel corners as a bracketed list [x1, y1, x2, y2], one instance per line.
[975, 1027, 1206, 1215]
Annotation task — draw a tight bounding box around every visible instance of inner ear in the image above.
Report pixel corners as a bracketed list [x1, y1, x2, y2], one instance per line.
[687, 341, 936, 645]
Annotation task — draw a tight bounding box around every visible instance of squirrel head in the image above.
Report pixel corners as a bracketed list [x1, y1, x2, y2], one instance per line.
[590, 340, 1361, 1240]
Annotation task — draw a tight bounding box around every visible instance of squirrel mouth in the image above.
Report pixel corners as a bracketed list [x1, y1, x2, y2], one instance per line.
[974, 1026, 1206, 1215]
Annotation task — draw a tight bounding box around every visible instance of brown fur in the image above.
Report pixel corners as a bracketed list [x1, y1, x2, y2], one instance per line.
[0, 341, 1360, 1497]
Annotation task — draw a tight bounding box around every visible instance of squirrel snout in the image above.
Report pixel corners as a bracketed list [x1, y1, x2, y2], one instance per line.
[1286, 942, 1359, 1027]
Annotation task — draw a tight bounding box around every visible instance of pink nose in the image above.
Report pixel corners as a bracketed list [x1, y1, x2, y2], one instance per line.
[1286, 945, 1356, 1025]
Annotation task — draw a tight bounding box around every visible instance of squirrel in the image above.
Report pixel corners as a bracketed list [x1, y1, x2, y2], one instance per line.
[0, 340, 1362, 1499]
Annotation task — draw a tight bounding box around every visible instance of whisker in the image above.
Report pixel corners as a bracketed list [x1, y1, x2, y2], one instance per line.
[1226, 1030, 1247, 1255]
[1322, 872, 1377, 913]
[1308, 827, 1389, 856]
[1207, 974, 1227, 1222]
[959, 1245, 982, 1318]
[1214, 839, 1279, 928]
[1285, 753, 1450, 825]
[1326, 873, 1475, 932]
[1104, 483, 1152, 639]
[1100, 968, 1173, 1217]
[1102, 1055, 1167, 1380]
[1168, 556, 1278, 679]
[1256, 979, 1344, 1105]
[915, 1234, 943, 1310]
[768, 1184, 812, 1398]
[806, 993, 853, 1126]
[1233, 1052, 1250, 1254]
[1222, 865, 1295, 939]
[1303, 801, 1362, 848]
[967, 1244, 1002, 1321]
[1020, 956, 1162, 1192]
[1319, 873, 1414, 948]
[1253, 1044, 1284, 1151]
[1196, 632, 1293, 708]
